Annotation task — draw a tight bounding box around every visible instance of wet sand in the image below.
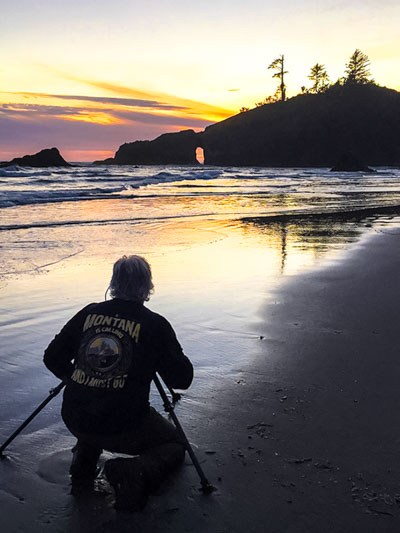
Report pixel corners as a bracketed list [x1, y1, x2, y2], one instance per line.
[195, 227, 400, 533]
[1, 223, 400, 532]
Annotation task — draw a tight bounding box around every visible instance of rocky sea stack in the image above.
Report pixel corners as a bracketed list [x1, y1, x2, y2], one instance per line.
[95, 83, 400, 168]
[0, 147, 70, 168]
[95, 130, 199, 166]
[200, 84, 400, 167]
[330, 153, 375, 172]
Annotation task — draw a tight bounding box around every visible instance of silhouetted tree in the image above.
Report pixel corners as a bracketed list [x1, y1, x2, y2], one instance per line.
[268, 55, 287, 102]
[308, 63, 330, 93]
[239, 106, 250, 113]
[343, 49, 374, 85]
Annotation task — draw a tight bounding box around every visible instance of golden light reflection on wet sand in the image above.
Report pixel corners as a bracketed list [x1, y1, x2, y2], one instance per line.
[0, 211, 389, 393]
[0, 214, 367, 306]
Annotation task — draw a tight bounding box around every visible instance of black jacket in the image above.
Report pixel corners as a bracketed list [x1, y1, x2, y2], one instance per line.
[43, 299, 193, 434]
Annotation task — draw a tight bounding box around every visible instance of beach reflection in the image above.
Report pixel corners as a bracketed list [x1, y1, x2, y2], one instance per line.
[244, 212, 399, 271]
[241, 217, 363, 275]
[2, 211, 400, 368]
[1, 210, 395, 367]
[2, 210, 399, 297]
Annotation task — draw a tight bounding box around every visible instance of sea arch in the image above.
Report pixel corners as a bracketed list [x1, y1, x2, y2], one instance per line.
[195, 147, 205, 164]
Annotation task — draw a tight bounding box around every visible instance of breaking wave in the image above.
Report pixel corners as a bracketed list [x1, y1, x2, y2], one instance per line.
[1, 164, 400, 223]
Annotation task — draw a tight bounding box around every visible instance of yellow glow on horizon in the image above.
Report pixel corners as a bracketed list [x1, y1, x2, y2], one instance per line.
[64, 150, 114, 161]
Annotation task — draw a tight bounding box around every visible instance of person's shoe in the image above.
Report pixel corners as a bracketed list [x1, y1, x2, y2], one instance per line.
[104, 457, 149, 511]
[69, 443, 102, 490]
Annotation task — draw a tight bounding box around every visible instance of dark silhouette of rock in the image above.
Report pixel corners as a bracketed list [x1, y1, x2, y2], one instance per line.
[330, 152, 375, 172]
[96, 130, 200, 165]
[200, 84, 400, 167]
[93, 157, 115, 165]
[95, 84, 400, 168]
[0, 147, 70, 167]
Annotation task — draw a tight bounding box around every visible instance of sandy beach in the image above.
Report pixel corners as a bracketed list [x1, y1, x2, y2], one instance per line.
[1, 217, 400, 532]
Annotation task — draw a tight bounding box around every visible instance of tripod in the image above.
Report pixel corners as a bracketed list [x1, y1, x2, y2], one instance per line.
[0, 377, 215, 493]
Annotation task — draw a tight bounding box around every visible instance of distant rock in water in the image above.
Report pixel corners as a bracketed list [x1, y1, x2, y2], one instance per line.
[330, 153, 375, 172]
[95, 130, 200, 165]
[0, 148, 70, 168]
[93, 157, 115, 165]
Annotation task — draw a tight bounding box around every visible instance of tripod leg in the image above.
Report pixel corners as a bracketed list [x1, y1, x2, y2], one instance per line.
[0, 382, 65, 458]
[153, 375, 215, 493]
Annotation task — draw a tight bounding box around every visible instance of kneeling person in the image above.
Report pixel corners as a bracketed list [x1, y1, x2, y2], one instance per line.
[43, 255, 193, 511]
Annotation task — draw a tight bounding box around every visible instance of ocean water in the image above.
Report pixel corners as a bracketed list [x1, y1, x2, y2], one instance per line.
[2, 164, 400, 217]
[1, 164, 400, 468]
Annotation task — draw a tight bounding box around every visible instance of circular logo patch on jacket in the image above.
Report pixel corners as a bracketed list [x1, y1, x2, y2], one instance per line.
[86, 334, 122, 374]
[75, 329, 134, 382]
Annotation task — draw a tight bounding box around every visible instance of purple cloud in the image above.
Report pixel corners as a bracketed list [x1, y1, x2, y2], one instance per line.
[0, 102, 213, 127]
[6, 91, 189, 110]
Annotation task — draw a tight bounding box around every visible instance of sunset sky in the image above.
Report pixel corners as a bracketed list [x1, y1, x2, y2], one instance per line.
[1, 0, 399, 161]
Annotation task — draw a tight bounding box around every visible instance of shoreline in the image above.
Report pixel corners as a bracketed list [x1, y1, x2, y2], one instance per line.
[1, 226, 400, 531]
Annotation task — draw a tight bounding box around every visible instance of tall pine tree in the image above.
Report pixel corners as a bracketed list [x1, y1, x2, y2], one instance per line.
[268, 55, 288, 102]
[343, 49, 374, 85]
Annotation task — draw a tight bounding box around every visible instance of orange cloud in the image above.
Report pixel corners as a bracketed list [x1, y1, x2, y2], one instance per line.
[0, 97, 215, 128]
[55, 73, 235, 122]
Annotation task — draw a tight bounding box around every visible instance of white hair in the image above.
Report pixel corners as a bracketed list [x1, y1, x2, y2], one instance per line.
[108, 255, 154, 303]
